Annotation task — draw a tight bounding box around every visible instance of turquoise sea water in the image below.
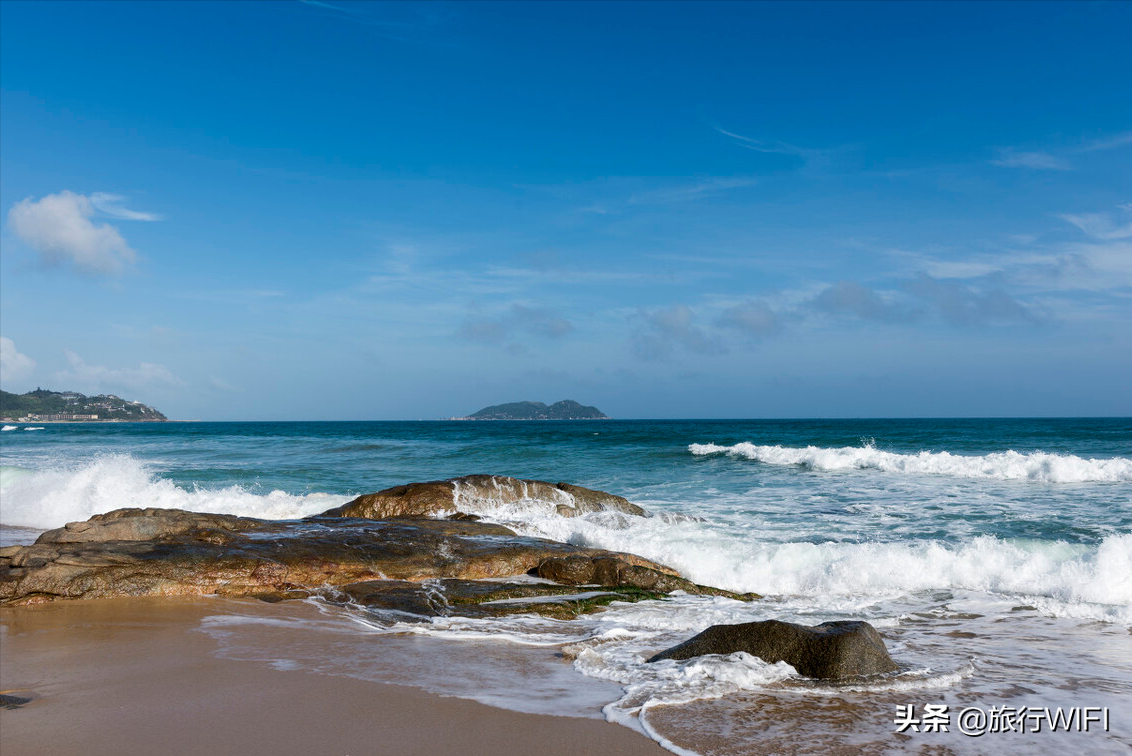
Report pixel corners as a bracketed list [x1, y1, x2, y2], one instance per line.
[2, 418, 1130, 754]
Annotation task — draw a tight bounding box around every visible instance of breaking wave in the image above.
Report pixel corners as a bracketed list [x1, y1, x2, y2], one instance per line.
[486, 504, 1132, 624]
[689, 442, 1132, 483]
[0, 455, 348, 529]
[2, 455, 1128, 623]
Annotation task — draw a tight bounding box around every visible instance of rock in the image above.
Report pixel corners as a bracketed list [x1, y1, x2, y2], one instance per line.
[35, 507, 264, 544]
[321, 475, 646, 520]
[330, 578, 671, 621]
[535, 555, 760, 601]
[537, 555, 684, 590]
[0, 693, 33, 710]
[647, 619, 898, 679]
[0, 507, 708, 607]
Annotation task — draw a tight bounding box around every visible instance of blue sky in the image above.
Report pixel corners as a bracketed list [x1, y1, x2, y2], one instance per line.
[1, 0, 1129, 419]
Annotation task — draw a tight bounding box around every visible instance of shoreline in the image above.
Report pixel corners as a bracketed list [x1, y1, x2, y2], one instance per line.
[1, 420, 174, 424]
[0, 596, 668, 756]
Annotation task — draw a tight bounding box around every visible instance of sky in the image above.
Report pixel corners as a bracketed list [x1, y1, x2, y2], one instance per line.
[1, 0, 1130, 420]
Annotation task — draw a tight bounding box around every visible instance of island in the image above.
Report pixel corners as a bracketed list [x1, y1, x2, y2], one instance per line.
[456, 400, 608, 420]
[0, 388, 167, 422]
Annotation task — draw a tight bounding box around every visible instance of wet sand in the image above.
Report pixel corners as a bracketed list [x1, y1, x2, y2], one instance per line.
[0, 596, 667, 756]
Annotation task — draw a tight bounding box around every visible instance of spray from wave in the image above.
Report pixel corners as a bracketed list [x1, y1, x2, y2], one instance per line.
[0, 456, 348, 529]
[689, 442, 1132, 483]
[377, 480, 1132, 623]
[2, 455, 1128, 622]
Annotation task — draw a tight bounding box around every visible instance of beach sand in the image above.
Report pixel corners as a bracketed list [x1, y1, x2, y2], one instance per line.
[0, 596, 667, 756]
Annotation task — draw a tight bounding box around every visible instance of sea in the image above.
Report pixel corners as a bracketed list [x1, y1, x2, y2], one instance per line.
[2, 418, 1130, 755]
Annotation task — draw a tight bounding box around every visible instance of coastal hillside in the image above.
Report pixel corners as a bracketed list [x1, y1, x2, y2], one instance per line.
[0, 388, 167, 422]
[462, 400, 608, 420]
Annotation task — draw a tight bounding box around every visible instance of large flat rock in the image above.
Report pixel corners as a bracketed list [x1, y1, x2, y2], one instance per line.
[0, 503, 745, 609]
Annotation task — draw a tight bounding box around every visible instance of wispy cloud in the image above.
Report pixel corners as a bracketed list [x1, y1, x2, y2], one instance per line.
[715, 127, 817, 160]
[89, 193, 162, 221]
[990, 129, 1132, 170]
[55, 350, 184, 396]
[1078, 130, 1132, 153]
[1059, 204, 1132, 240]
[627, 177, 758, 205]
[562, 175, 759, 216]
[7, 190, 138, 275]
[888, 233, 1132, 304]
[990, 148, 1072, 170]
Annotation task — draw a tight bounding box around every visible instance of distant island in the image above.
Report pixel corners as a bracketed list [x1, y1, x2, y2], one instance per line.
[0, 388, 168, 422]
[456, 400, 609, 421]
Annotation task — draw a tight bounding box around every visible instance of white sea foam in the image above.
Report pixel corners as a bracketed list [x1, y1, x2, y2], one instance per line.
[1, 425, 17, 431]
[1, 455, 1127, 623]
[0, 465, 34, 490]
[450, 498, 1132, 623]
[583, 649, 798, 711]
[0, 455, 347, 528]
[689, 442, 1132, 483]
[23, 426, 44, 431]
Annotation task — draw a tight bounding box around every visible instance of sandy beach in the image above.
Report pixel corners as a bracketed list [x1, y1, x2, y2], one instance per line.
[0, 596, 667, 756]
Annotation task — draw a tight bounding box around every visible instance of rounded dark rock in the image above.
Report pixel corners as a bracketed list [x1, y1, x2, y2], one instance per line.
[647, 619, 899, 679]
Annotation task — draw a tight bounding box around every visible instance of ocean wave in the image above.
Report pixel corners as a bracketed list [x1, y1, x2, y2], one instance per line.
[0, 465, 35, 490]
[689, 442, 1132, 483]
[1, 425, 17, 431]
[478, 506, 1132, 624]
[2, 455, 1127, 623]
[0, 455, 349, 529]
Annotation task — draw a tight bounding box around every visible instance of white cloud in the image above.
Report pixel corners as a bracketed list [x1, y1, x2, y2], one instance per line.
[990, 149, 1072, 170]
[459, 303, 573, 347]
[718, 300, 782, 336]
[55, 350, 184, 395]
[632, 305, 725, 359]
[989, 131, 1131, 171]
[627, 177, 758, 205]
[89, 193, 162, 221]
[0, 337, 36, 385]
[1059, 205, 1132, 240]
[7, 191, 139, 274]
[1079, 131, 1132, 153]
[713, 126, 839, 170]
[810, 282, 911, 323]
[714, 127, 816, 159]
[1058, 240, 1132, 290]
